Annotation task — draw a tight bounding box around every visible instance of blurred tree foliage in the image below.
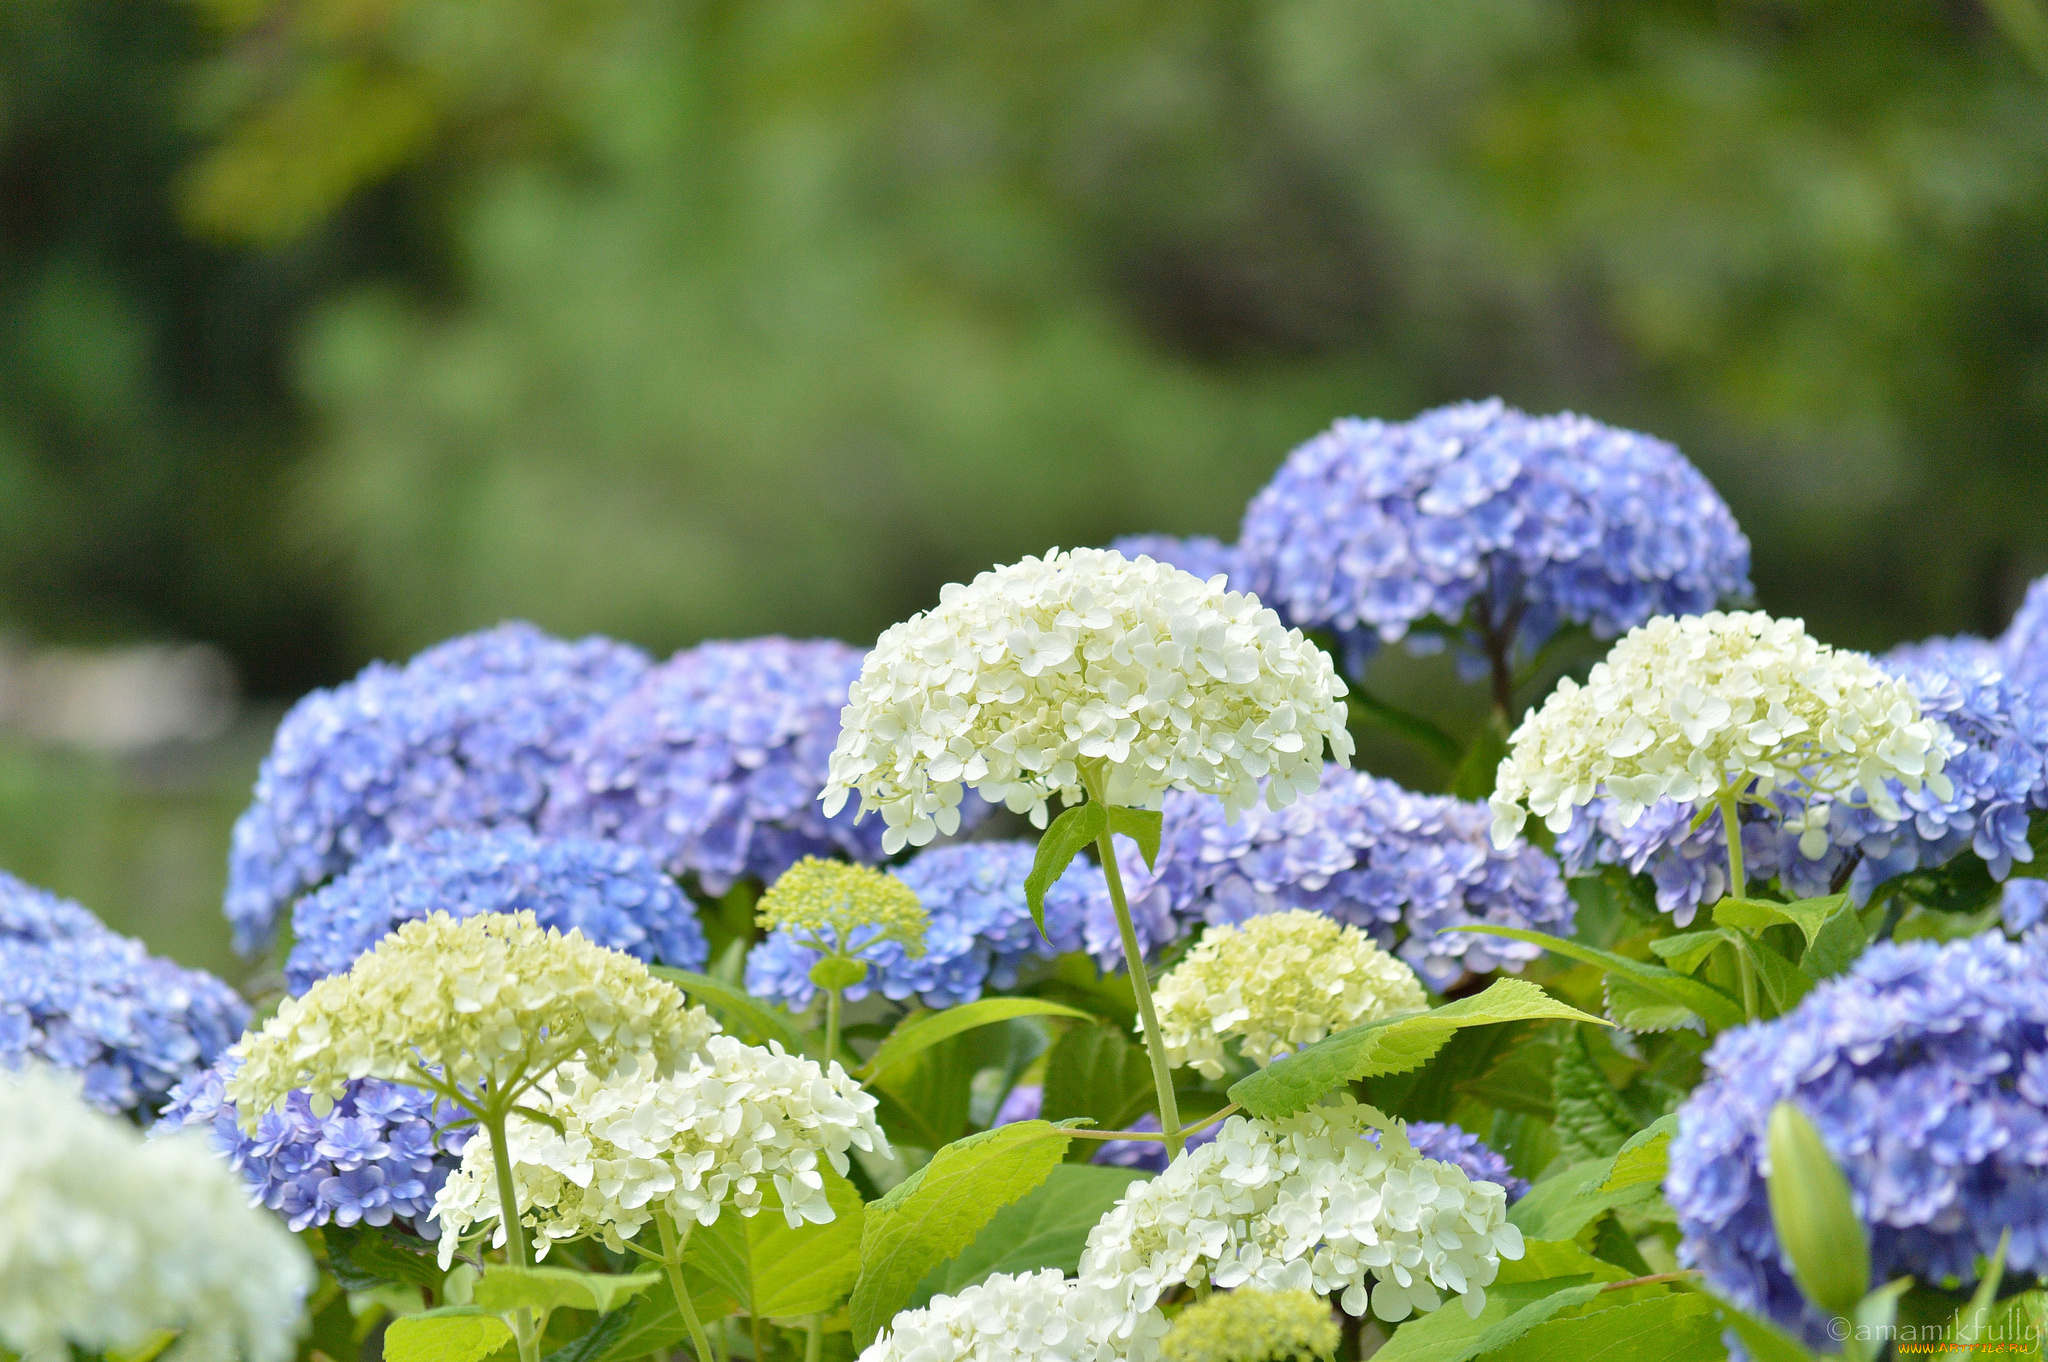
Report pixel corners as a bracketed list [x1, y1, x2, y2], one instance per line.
[7, 0, 2048, 684]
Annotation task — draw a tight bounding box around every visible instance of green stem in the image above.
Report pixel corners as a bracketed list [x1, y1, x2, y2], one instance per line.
[659, 1212, 719, 1362]
[482, 1105, 541, 1362]
[1735, 938, 1760, 1024]
[1717, 789, 1747, 900]
[805, 1314, 823, 1362]
[1094, 825, 1185, 1160]
[824, 985, 841, 1066]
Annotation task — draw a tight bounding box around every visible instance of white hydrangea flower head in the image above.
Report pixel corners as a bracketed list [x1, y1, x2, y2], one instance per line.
[1152, 910, 1426, 1079]
[0, 1065, 313, 1362]
[1490, 611, 1954, 850]
[228, 910, 717, 1123]
[432, 1032, 888, 1264]
[1078, 1099, 1523, 1324]
[857, 1269, 1169, 1362]
[1162, 1287, 1339, 1362]
[822, 548, 1355, 851]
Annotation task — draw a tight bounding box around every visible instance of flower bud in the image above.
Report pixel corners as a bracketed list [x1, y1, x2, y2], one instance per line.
[1766, 1100, 1871, 1316]
[809, 954, 870, 989]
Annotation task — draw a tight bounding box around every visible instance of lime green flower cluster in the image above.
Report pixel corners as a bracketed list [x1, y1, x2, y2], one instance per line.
[1162, 1289, 1339, 1362]
[756, 856, 928, 964]
[226, 909, 715, 1121]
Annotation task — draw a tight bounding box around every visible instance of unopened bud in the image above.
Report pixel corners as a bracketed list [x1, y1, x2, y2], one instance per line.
[1766, 1100, 1871, 1316]
[808, 954, 870, 990]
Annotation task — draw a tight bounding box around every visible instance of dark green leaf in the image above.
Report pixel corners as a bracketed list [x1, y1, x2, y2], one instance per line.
[872, 1017, 1044, 1150]
[1374, 1021, 1532, 1122]
[909, 1164, 1149, 1306]
[325, 1225, 446, 1295]
[1103, 805, 1162, 870]
[1347, 689, 1463, 768]
[1041, 1020, 1157, 1148]
[648, 968, 810, 1055]
[1484, 1292, 1722, 1362]
[1552, 1028, 1636, 1164]
[1452, 1032, 1559, 1118]
[851, 1120, 1076, 1345]
[544, 1301, 642, 1362]
[1448, 712, 1511, 801]
[1457, 926, 1746, 1031]
[1229, 978, 1608, 1120]
[587, 1266, 734, 1362]
[1025, 803, 1108, 937]
[857, 998, 1086, 1084]
[1745, 936, 1814, 1016]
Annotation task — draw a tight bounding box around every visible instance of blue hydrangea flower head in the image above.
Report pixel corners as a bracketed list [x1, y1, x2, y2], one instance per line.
[2001, 573, 2048, 693]
[1117, 766, 1575, 990]
[544, 637, 947, 894]
[1667, 931, 2048, 1344]
[1236, 401, 1751, 667]
[157, 1058, 470, 1236]
[1106, 536, 1248, 593]
[285, 828, 707, 994]
[1394, 1121, 1528, 1201]
[0, 873, 248, 1119]
[2006, 880, 2048, 934]
[743, 841, 1103, 1011]
[226, 623, 651, 954]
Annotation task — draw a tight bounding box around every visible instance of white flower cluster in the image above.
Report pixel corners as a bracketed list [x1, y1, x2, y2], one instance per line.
[822, 548, 1354, 850]
[433, 1033, 887, 1263]
[856, 1269, 1169, 1362]
[1152, 910, 1425, 1079]
[1078, 1100, 1523, 1323]
[1490, 611, 1952, 848]
[0, 1066, 312, 1362]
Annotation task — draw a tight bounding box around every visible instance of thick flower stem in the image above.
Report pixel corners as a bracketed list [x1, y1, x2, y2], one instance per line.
[481, 1106, 541, 1362]
[659, 1212, 719, 1362]
[823, 986, 842, 1066]
[1095, 827, 1185, 1159]
[1717, 790, 1760, 1023]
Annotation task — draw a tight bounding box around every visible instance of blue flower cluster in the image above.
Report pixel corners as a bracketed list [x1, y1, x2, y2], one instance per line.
[743, 842, 1105, 1010]
[1106, 535, 1248, 592]
[544, 637, 919, 895]
[226, 623, 651, 954]
[158, 1059, 470, 1236]
[1118, 766, 1575, 990]
[1, 870, 248, 1120]
[285, 829, 707, 994]
[1667, 931, 2048, 1343]
[1235, 401, 1752, 665]
[2003, 574, 2048, 694]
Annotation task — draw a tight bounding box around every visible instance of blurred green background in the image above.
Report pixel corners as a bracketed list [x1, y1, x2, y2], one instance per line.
[3, 0, 2046, 975]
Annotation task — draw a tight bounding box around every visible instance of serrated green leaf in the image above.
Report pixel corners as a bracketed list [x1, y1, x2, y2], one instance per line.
[325, 1224, 446, 1294]
[1745, 936, 1814, 1016]
[1646, 929, 1732, 976]
[684, 1167, 866, 1319]
[1458, 926, 1746, 1031]
[1025, 804, 1108, 936]
[474, 1265, 660, 1318]
[910, 1163, 1149, 1306]
[648, 967, 810, 1056]
[857, 998, 1086, 1083]
[1715, 894, 1869, 980]
[1228, 978, 1608, 1120]
[1103, 805, 1162, 870]
[1602, 974, 1702, 1033]
[1507, 1158, 1654, 1242]
[1553, 1028, 1637, 1164]
[1800, 899, 1870, 979]
[1367, 1278, 1607, 1362]
[543, 1301, 643, 1362]
[383, 1308, 513, 1362]
[1485, 1290, 1721, 1362]
[1599, 1114, 1678, 1192]
[851, 1120, 1075, 1346]
[1041, 1021, 1157, 1149]
[871, 1017, 1043, 1151]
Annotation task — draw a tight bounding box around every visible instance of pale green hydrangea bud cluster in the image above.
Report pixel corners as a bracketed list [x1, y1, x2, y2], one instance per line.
[855, 1268, 1169, 1362]
[1079, 1100, 1523, 1323]
[432, 1033, 887, 1263]
[1161, 1288, 1339, 1362]
[757, 856, 928, 988]
[821, 548, 1354, 851]
[0, 1066, 313, 1362]
[1491, 611, 1952, 849]
[226, 910, 715, 1120]
[1151, 910, 1426, 1079]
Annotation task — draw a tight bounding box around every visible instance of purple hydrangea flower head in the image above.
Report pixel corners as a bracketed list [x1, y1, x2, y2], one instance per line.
[545, 637, 959, 895]
[1117, 766, 1574, 990]
[157, 1058, 470, 1236]
[1236, 401, 1752, 669]
[226, 623, 651, 954]
[285, 828, 707, 994]
[992, 1083, 1220, 1173]
[0, 872, 248, 1119]
[1667, 931, 2048, 1344]
[743, 841, 1104, 1010]
[1106, 536, 1248, 593]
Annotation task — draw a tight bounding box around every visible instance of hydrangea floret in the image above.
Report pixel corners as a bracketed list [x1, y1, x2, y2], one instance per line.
[285, 828, 707, 994]
[1666, 930, 2048, 1344]
[433, 1034, 884, 1262]
[543, 637, 920, 892]
[1151, 910, 1425, 1078]
[857, 1268, 1169, 1362]
[0, 1066, 313, 1362]
[226, 622, 649, 953]
[1078, 1099, 1524, 1322]
[1160, 1287, 1339, 1362]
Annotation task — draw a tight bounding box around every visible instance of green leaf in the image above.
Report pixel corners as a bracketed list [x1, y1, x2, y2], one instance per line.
[1646, 930, 1729, 976]
[1347, 688, 1463, 768]
[1508, 1158, 1655, 1243]
[1104, 805, 1162, 870]
[1601, 974, 1703, 1033]
[648, 968, 810, 1056]
[1484, 1292, 1722, 1362]
[871, 1017, 1042, 1150]
[1457, 926, 1746, 1032]
[910, 1163, 1149, 1306]
[1552, 1028, 1637, 1164]
[474, 1265, 661, 1319]
[324, 1224, 447, 1294]
[1367, 1278, 1607, 1362]
[857, 998, 1087, 1083]
[1598, 1114, 1678, 1192]
[383, 1308, 514, 1362]
[685, 1168, 867, 1319]
[1025, 803, 1108, 937]
[586, 1269, 733, 1362]
[1715, 894, 1868, 979]
[1939, 1229, 2010, 1362]
[850, 1119, 1076, 1346]
[1708, 1293, 1822, 1362]
[1801, 900, 1870, 979]
[1041, 1020, 1157, 1145]
[1453, 1032, 1559, 1118]
[1744, 936, 1814, 1016]
[1449, 712, 1511, 801]
[1228, 978, 1609, 1120]
[1500, 1239, 1637, 1286]
[544, 1302, 644, 1362]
